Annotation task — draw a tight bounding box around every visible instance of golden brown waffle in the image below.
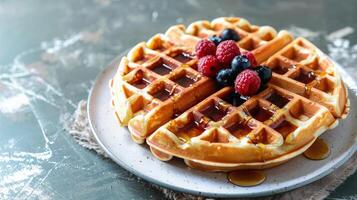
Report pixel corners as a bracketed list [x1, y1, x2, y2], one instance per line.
[264, 37, 349, 118]
[110, 17, 292, 143]
[165, 17, 292, 63]
[110, 17, 349, 170]
[147, 85, 335, 170]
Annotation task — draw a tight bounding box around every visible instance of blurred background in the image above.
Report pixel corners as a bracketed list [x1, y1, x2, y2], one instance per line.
[0, 0, 356, 199]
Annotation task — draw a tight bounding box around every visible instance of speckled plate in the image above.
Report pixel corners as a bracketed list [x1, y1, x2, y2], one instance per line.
[88, 55, 357, 198]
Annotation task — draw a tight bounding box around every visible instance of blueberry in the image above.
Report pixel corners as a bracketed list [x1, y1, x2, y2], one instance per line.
[216, 68, 237, 86]
[255, 66, 272, 84]
[231, 55, 251, 73]
[208, 35, 223, 46]
[221, 28, 240, 41]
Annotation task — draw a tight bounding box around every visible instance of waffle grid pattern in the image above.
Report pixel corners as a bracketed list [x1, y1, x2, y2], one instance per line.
[110, 17, 292, 143]
[110, 17, 348, 170]
[264, 38, 348, 117]
[147, 84, 334, 166]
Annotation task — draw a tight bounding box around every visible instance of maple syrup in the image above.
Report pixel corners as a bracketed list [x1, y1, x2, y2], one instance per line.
[295, 71, 316, 84]
[172, 52, 194, 63]
[303, 83, 313, 97]
[152, 88, 172, 101]
[266, 92, 289, 108]
[228, 170, 266, 187]
[271, 120, 297, 138]
[304, 138, 330, 160]
[272, 65, 289, 75]
[200, 104, 227, 122]
[175, 75, 195, 88]
[132, 78, 151, 89]
[226, 122, 252, 139]
[175, 121, 204, 143]
[152, 63, 173, 75]
[249, 106, 274, 122]
[293, 70, 316, 97]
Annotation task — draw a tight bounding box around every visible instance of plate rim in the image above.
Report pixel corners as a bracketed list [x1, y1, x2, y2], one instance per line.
[87, 53, 357, 198]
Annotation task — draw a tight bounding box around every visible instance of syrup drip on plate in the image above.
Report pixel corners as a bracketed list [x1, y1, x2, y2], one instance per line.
[228, 170, 266, 187]
[304, 138, 330, 160]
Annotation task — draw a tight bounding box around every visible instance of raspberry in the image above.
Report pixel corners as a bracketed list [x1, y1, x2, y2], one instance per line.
[195, 39, 216, 58]
[243, 52, 257, 67]
[216, 40, 240, 66]
[197, 55, 220, 77]
[235, 69, 261, 96]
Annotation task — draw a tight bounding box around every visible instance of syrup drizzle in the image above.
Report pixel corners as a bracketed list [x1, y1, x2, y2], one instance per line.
[300, 71, 316, 97]
[173, 52, 194, 63]
[226, 122, 252, 139]
[249, 106, 274, 122]
[175, 121, 204, 143]
[272, 65, 289, 75]
[228, 170, 266, 187]
[175, 75, 195, 88]
[266, 92, 289, 108]
[152, 63, 172, 75]
[304, 83, 313, 97]
[271, 120, 297, 138]
[200, 104, 227, 122]
[296, 70, 316, 84]
[153, 89, 172, 101]
[132, 78, 151, 89]
[304, 138, 330, 160]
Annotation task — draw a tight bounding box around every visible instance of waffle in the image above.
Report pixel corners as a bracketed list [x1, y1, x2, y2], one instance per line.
[147, 84, 335, 170]
[110, 17, 292, 143]
[264, 37, 349, 118]
[110, 17, 349, 171]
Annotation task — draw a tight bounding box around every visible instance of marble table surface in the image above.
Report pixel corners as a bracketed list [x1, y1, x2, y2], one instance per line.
[0, 0, 356, 199]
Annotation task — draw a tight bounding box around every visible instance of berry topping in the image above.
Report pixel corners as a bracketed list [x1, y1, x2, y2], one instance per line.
[243, 52, 257, 67]
[221, 28, 240, 41]
[216, 40, 240, 66]
[255, 66, 272, 84]
[198, 55, 221, 77]
[234, 69, 261, 96]
[231, 55, 251, 73]
[195, 39, 216, 58]
[216, 68, 237, 86]
[208, 35, 223, 46]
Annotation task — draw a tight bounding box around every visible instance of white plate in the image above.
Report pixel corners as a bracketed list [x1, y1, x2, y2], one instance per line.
[88, 55, 357, 198]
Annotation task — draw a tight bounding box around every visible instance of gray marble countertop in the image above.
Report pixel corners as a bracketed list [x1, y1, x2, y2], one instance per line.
[0, 0, 356, 199]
